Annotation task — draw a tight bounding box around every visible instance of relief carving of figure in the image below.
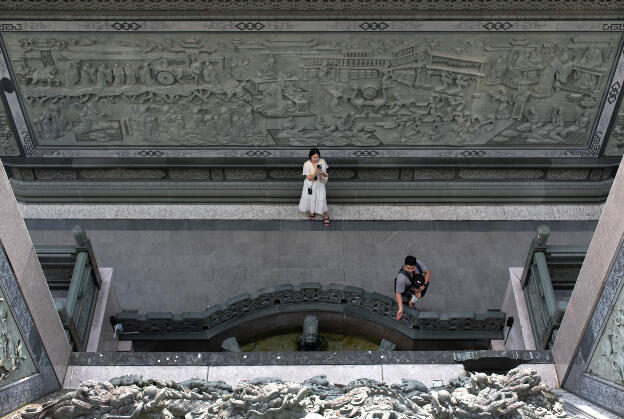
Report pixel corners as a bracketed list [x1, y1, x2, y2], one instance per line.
[256, 76, 295, 115]
[202, 61, 219, 84]
[489, 88, 513, 119]
[124, 63, 136, 85]
[511, 88, 530, 120]
[141, 106, 158, 143]
[580, 46, 604, 69]
[485, 54, 508, 85]
[112, 63, 125, 87]
[534, 54, 572, 97]
[259, 53, 277, 79]
[139, 62, 155, 85]
[64, 60, 80, 87]
[79, 62, 95, 87]
[96, 64, 112, 88]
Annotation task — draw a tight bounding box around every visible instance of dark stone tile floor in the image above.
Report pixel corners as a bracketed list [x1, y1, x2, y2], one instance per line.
[25, 219, 596, 314]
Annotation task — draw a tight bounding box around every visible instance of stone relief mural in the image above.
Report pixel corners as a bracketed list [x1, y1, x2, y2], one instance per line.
[2, 32, 619, 149]
[604, 98, 624, 156]
[14, 368, 570, 418]
[0, 102, 20, 156]
[0, 286, 37, 387]
[586, 280, 624, 386]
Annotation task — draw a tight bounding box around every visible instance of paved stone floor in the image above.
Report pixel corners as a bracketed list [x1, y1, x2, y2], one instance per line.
[26, 220, 596, 314]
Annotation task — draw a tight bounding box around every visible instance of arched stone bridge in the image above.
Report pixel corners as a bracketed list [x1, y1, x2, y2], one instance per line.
[112, 283, 506, 350]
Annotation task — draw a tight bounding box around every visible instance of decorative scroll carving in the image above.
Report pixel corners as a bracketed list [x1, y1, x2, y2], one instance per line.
[545, 169, 589, 180]
[586, 279, 624, 386]
[33, 169, 77, 180]
[224, 169, 266, 180]
[458, 169, 544, 180]
[14, 368, 570, 418]
[7, 166, 608, 183]
[0, 283, 36, 387]
[78, 168, 166, 179]
[0, 106, 20, 157]
[358, 169, 400, 180]
[268, 169, 301, 179]
[168, 169, 212, 180]
[2, 31, 618, 151]
[413, 169, 455, 180]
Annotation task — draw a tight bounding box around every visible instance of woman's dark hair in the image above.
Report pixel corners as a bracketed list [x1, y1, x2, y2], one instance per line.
[308, 148, 321, 159]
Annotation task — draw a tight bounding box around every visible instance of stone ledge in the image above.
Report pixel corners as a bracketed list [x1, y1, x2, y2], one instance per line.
[68, 350, 554, 366]
[18, 203, 603, 220]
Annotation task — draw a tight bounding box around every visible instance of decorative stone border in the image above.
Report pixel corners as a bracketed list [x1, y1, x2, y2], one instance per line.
[563, 238, 624, 417]
[0, 244, 59, 417]
[1, 1, 623, 11]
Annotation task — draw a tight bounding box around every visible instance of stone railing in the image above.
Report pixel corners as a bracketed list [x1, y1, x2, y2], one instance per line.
[35, 226, 103, 351]
[112, 283, 505, 342]
[520, 226, 587, 350]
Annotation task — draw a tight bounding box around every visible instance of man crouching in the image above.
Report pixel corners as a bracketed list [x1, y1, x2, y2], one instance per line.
[395, 255, 431, 320]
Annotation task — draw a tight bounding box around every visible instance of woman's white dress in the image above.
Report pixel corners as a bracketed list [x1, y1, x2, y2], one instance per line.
[299, 159, 328, 214]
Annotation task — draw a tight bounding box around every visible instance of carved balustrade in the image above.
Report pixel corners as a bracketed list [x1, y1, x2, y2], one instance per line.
[521, 225, 587, 349]
[112, 283, 506, 346]
[35, 225, 102, 351]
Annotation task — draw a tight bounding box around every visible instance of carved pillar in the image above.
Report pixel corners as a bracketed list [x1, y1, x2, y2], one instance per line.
[553, 156, 624, 416]
[0, 159, 69, 414]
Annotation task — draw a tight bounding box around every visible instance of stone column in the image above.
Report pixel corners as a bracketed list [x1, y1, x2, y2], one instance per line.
[0, 159, 70, 414]
[552, 156, 624, 415]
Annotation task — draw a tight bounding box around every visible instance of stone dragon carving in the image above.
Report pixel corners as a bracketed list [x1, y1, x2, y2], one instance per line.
[12, 368, 570, 418]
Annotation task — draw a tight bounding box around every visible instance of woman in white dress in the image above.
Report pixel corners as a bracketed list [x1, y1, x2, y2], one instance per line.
[299, 148, 330, 226]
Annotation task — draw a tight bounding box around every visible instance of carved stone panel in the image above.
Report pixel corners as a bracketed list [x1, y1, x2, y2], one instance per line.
[0, 259, 37, 387]
[604, 99, 624, 156]
[0, 101, 20, 156]
[586, 278, 624, 386]
[1, 31, 619, 154]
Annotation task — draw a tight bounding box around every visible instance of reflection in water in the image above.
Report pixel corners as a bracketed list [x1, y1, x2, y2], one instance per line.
[240, 331, 380, 352]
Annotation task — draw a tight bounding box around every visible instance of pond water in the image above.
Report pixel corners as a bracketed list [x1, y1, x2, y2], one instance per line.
[240, 331, 380, 352]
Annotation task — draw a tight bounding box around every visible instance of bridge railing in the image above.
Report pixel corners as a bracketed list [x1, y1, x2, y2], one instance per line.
[35, 225, 102, 351]
[112, 283, 506, 345]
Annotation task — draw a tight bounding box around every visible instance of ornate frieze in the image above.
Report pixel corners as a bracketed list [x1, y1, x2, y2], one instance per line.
[0, 250, 37, 388]
[586, 273, 624, 386]
[0, 26, 621, 159]
[0, 287, 37, 387]
[546, 168, 590, 180]
[168, 169, 212, 180]
[458, 169, 544, 180]
[1, 0, 623, 10]
[10, 166, 602, 182]
[603, 98, 624, 156]
[78, 168, 166, 179]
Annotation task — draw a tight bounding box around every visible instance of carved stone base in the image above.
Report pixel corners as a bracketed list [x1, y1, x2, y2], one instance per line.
[6, 164, 615, 203]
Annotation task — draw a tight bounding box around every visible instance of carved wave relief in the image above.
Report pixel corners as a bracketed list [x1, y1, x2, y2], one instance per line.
[2, 32, 619, 149]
